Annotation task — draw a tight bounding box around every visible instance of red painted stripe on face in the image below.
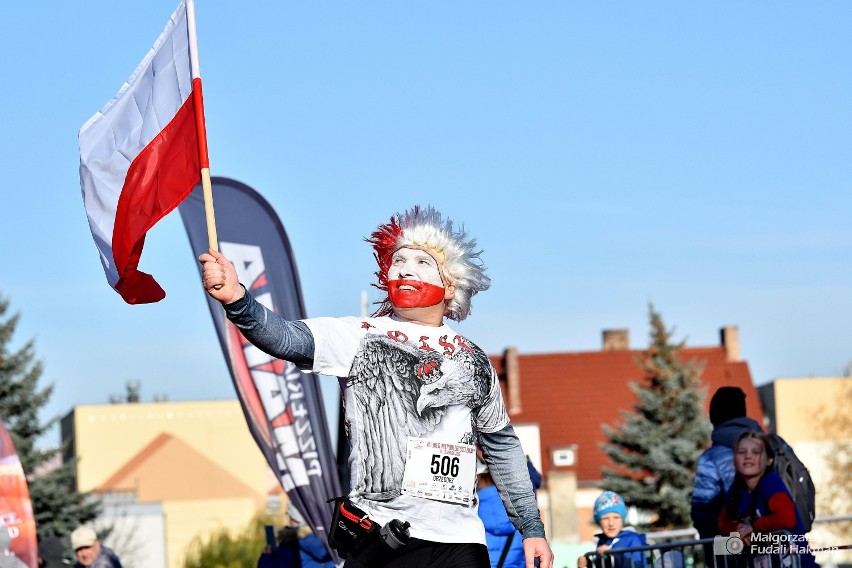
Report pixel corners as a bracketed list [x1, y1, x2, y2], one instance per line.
[388, 279, 444, 308]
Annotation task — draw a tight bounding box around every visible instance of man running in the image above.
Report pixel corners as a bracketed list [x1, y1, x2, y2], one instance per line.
[200, 205, 554, 568]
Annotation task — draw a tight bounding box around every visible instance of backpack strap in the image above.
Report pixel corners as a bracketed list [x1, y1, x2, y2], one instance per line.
[497, 531, 516, 568]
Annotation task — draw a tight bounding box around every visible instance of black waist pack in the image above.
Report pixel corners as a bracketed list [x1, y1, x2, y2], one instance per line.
[327, 498, 377, 557]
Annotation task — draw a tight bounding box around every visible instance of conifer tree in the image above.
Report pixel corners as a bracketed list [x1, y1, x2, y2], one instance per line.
[0, 294, 99, 537]
[600, 304, 711, 529]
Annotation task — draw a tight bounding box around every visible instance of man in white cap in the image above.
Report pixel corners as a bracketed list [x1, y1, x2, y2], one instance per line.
[70, 526, 122, 568]
[200, 205, 554, 568]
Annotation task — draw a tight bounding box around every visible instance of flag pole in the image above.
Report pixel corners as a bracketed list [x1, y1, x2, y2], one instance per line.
[186, 0, 218, 252]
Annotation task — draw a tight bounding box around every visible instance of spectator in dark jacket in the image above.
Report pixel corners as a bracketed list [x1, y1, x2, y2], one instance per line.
[38, 536, 67, 568]
[257, 524, 300, 568]
[691, 386, 763, 538]
[526, 456, 542, 492]
[70, 527, 122, 568]
[258, 506, 335, 568]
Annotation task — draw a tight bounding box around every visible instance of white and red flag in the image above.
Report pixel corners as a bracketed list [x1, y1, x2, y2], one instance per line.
[78, 0, 213, 304]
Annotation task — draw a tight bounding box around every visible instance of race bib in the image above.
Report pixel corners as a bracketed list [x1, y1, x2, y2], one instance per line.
[401, 437, 477, 505]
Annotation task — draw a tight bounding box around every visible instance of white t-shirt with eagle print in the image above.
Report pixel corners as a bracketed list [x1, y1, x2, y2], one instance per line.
[303, 314, 510, 545]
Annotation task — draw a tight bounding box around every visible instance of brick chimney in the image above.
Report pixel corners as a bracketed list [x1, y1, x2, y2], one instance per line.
[504, 346, 522, 414]
[602, 329, 629, 352]
[720, 326, 740, 362]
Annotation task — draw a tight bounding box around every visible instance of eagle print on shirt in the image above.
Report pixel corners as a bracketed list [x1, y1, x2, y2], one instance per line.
[345, 331, 493, 500]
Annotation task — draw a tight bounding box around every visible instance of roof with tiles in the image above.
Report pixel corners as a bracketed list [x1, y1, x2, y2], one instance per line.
[490, 334, 763, 485]
[97, 432, 263, 502]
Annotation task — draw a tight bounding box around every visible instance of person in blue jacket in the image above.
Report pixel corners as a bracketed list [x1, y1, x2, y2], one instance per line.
[296, 530, 335, 568]
[578, 491, 646, 568]
[691, 386, 763, 539]
[257, 524, 300, 568]
[477, 461, 526, 568]
[258, 507, 335, 568]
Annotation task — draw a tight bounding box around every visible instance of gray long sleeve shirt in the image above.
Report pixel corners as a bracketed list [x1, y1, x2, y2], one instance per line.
[223, 290, 545, 539]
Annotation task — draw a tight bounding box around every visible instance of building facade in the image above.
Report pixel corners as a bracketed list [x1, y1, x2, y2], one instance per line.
[61, 399, 277, 568]
[490, 326, 763, 545]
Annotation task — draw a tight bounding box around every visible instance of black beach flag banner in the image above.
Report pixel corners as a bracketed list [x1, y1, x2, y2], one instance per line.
[179, 177, 341, 557]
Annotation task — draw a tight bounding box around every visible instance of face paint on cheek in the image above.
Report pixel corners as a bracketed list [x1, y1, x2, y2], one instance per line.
[388, 279, 445, 308]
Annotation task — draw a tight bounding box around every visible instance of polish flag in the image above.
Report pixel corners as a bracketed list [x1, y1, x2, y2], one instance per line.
[79, 0, 209, 304]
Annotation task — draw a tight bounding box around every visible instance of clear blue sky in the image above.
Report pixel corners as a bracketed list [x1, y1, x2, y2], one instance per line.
[2, 2, 851, 437]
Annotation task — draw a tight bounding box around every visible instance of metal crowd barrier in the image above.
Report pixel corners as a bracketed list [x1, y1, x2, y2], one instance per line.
[580, 533, 810, 568]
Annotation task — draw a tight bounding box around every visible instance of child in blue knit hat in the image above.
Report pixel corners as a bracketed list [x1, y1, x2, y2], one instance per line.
[578, 491, 647, 568]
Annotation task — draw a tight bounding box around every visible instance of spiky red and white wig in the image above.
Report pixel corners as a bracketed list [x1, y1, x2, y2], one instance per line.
[366, 205, 490, 321]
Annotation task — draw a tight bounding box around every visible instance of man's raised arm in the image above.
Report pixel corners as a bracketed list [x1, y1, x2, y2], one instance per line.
[198, 249, 315, 367]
